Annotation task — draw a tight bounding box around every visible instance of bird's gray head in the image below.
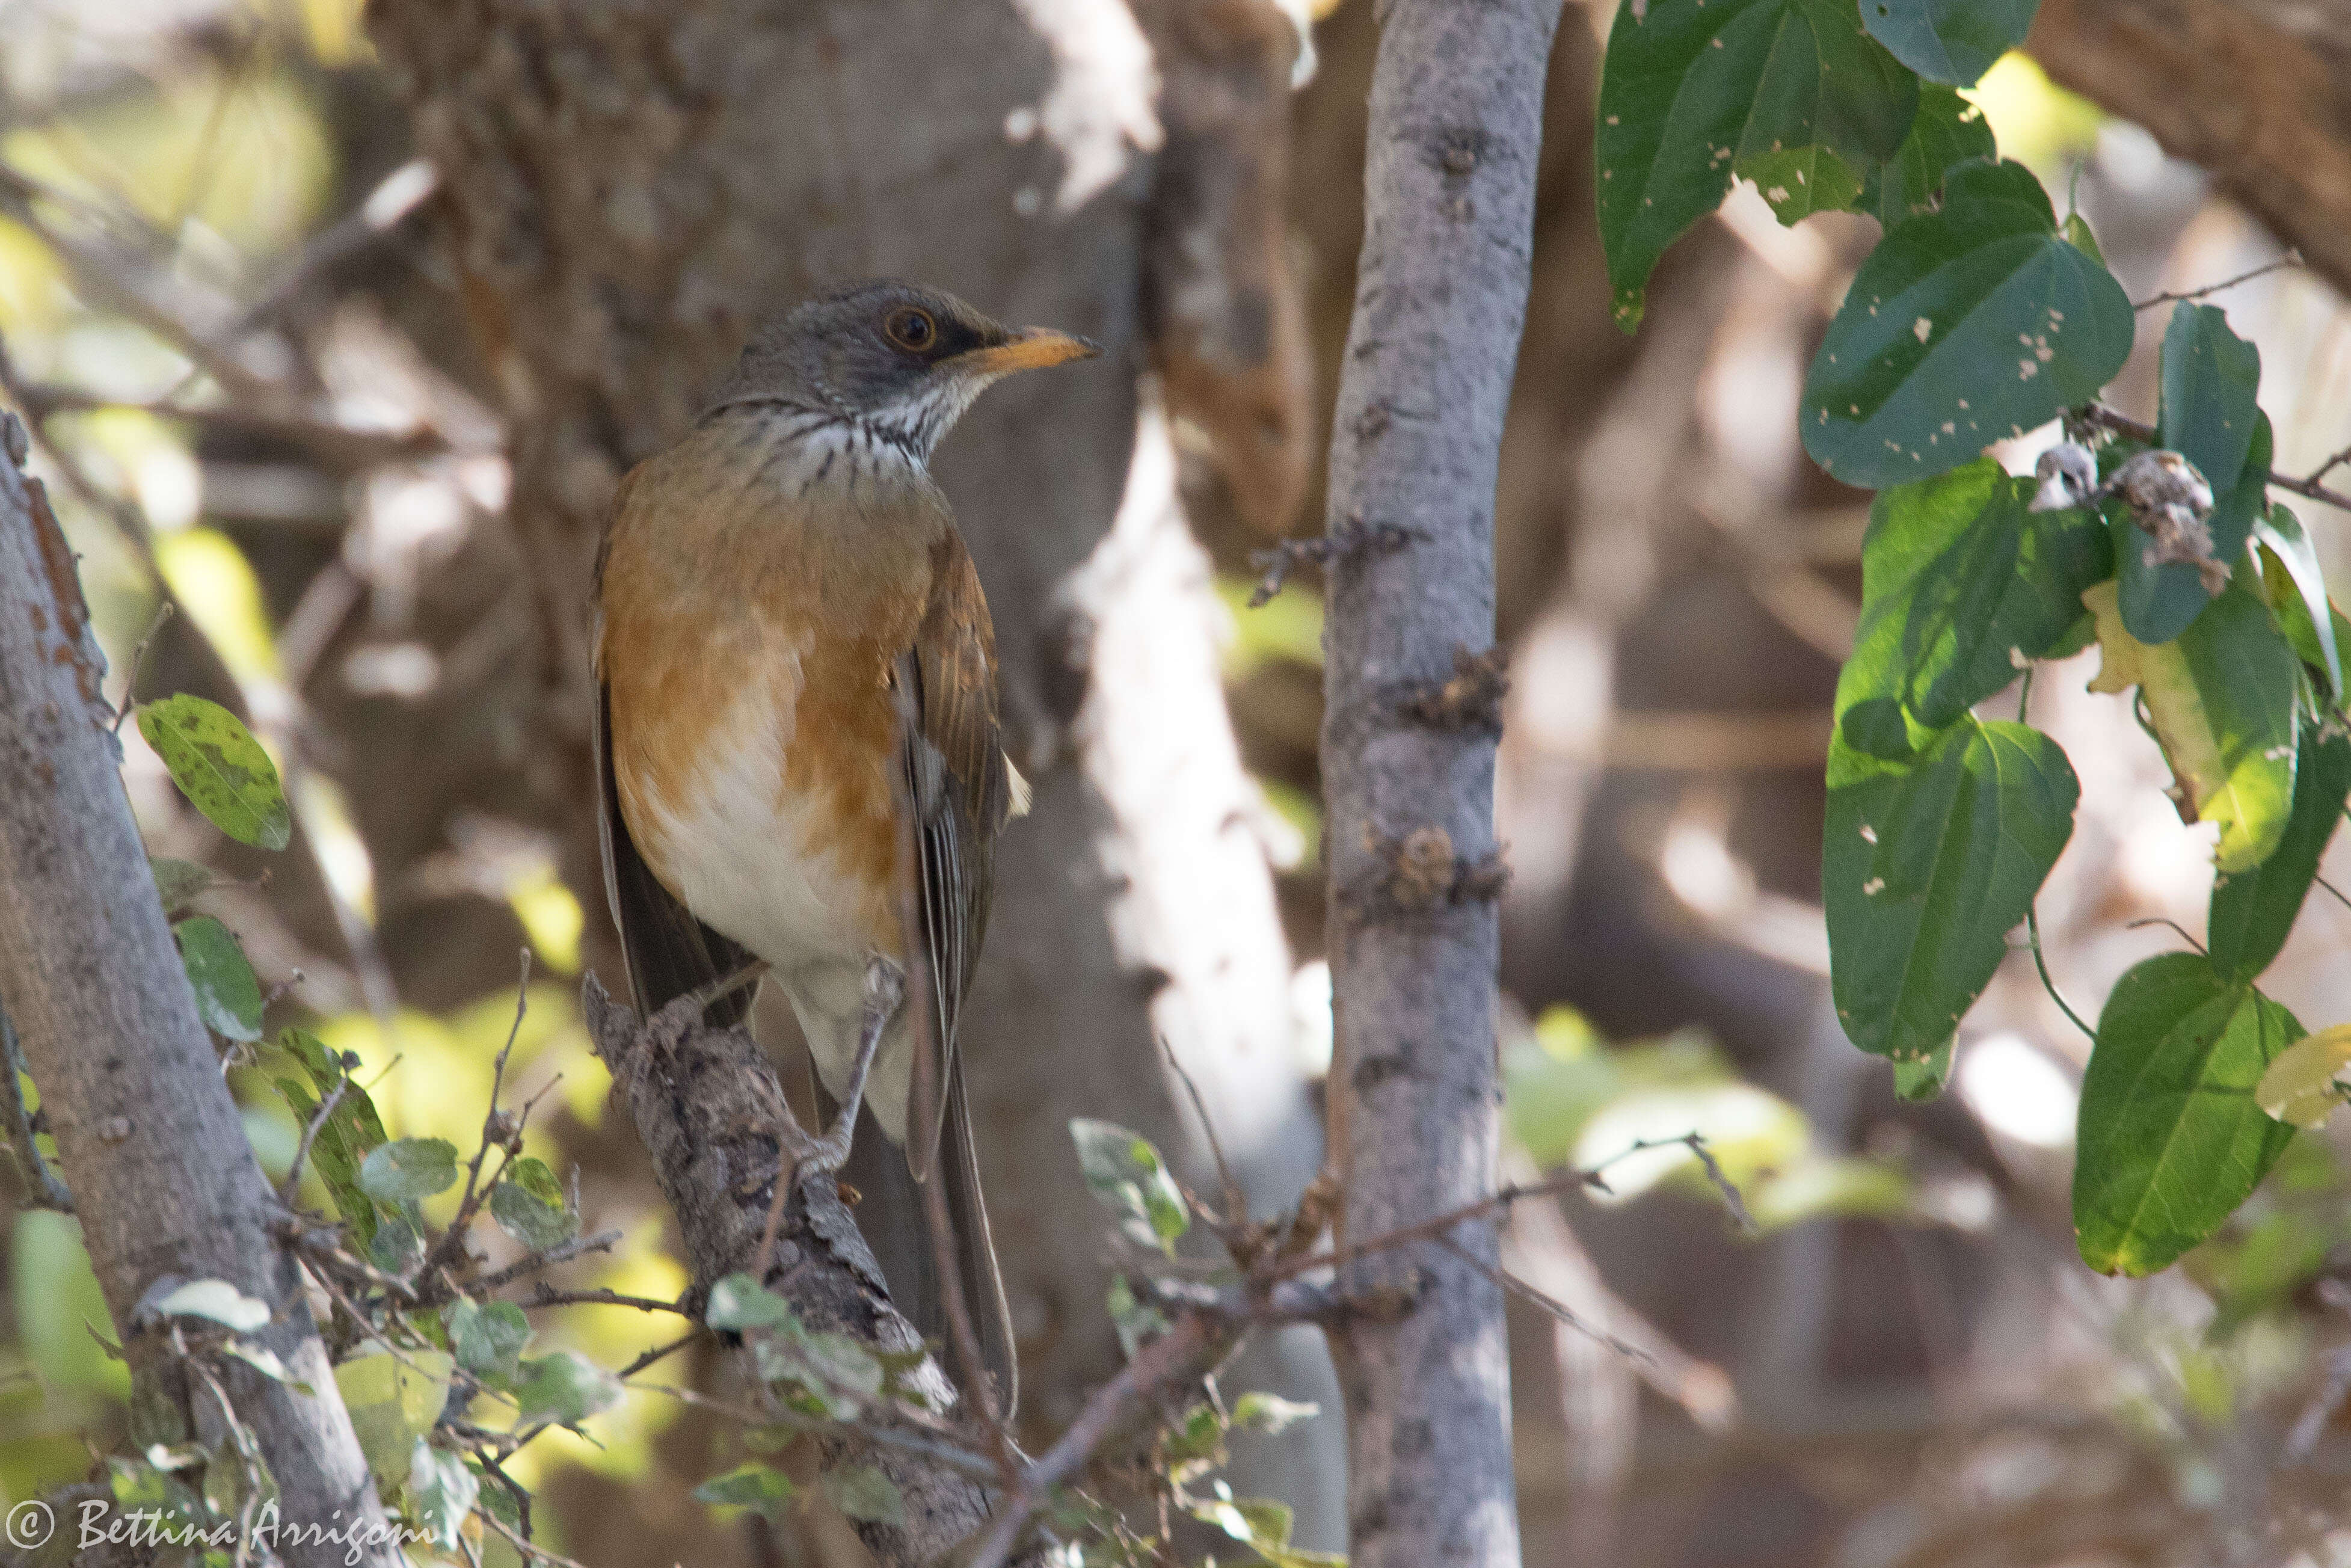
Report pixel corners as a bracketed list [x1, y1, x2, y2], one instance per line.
[704, 280, 1098, 460]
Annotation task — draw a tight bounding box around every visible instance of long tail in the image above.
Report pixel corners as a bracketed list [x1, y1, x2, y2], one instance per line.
[827, 1059, 1017, 1419]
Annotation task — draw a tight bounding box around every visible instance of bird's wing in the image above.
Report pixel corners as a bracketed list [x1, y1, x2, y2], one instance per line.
[898, 529, 1010, 1181]
[592, 621, 757, 1028]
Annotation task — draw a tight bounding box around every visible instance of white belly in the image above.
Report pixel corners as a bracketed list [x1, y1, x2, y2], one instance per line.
[639, 680, 911, 1139]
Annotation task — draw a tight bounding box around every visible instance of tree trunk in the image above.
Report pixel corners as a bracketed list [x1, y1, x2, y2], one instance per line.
[1318, 2, 1563, 1567]
[0, 419, 398, 1568]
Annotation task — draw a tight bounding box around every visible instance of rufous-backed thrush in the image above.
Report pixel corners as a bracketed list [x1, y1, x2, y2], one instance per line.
[592, 280, 1097, 1411]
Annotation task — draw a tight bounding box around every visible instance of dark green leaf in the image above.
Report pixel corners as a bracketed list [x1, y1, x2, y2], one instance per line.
[1738, 143, 1866, 225]
[1804, 158, 2134, 487]
[1825, 721, 2077, 1060]
[174, 915, 263, 1042]
[2208, 729, 2351, 983]
[443, 1299, 530, 1384]
[2117, 307, 2265, 642]
[490, 1155, 577, 1250]
[513, 1351, 621, 1427]
[369, 1211, 422, 1273]
[1845, 460, 2111, 739]
[1106, 1274, 1170, 1360]
[1599, 0, 1918, 328]
[274, 1028, 387, 1246]
[2085, 577, 2300, 872]
[2254, 503, 2341, 698]
[693, 1465, 795, 1522]
[1866, 82, 1996, 225]
[822, 1464, 904, 1526]
[358, 1138, 459, 1204]
[1860, 0, 2039, 86]
[135, 695, 291, 850]
[2074, 953, 2300, 1275]
[1069, 1119, 1189, 1253]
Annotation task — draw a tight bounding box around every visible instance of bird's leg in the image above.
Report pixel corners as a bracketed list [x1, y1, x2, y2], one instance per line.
[796, 955, 906, 1175]
[645, 959, 770, 1056]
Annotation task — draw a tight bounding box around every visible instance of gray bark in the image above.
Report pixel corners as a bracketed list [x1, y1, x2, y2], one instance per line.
[0, 419, 398, 1568]
[579, 980, 1001, 1568]
[1317, 2, 1563, 1566]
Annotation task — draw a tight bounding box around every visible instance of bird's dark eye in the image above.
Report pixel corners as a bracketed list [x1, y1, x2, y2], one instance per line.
[883, 307, 938, 353]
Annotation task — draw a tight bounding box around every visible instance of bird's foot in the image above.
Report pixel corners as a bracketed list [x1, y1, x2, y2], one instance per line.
[788, 956, 905, 1179]
[644, 959, 770, 1057]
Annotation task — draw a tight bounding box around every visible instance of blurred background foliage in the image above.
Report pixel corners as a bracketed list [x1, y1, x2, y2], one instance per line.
[7, 0, 2351, 1564]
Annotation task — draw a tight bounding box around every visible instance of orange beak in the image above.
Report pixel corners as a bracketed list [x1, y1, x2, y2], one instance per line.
[958, 326, 1100, 376]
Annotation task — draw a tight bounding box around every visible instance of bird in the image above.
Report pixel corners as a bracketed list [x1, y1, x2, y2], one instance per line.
[592, 279, 1098, 1413]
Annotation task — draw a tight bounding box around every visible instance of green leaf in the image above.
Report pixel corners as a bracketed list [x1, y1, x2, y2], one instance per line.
[1599, 0, 1918, 328]
[2208, 728, 2350, 983]
[1839, 458, 2111, 749]
[443, 1299, 530, 1384]
[1803, 158, 2134, 488]
[693, 1465, 796, 1522]
[2255, 1024, 2351, 1129]
[513, 1350, 622, 1427]
[1866, 82, 1996, 225]
[2074, 953, 2301, 1275]
[751, 1329, 883, 1421]
[146, 1278, 270, 1333]
[1892, 1039, 1953, 1099]
[822, 1463, 904, 1526]
[1232, 1392, 1321, 1434]
[275, 1029, 389, 1245]
[1738, 144, 1866, 225]
[2061, 211, 2104, 266]
[150, 856, 216, 915]
[706, 1274, 798, 1333]
[2254, 503, 2341, 699]
[1860, 0, 2039, 86]
[2084, 577, 2299, 873]
[334, 1349, 453, 1488]
[1825, 721, 2077, 1060]
[135, 695, 291, 850]
[2117, 306, 2265, 643]
[490, 1155, 577, 1250]
[223, 1339, 310, 1393]
[370, 1211, 423, 1272]
[358, 1138, 459, 1204]
[1106, 1273, 1170, 1360]
[1069, 1119, 1189, 1254]
[407, 1438, 478, 1549]
[173, 915, 263, 1042]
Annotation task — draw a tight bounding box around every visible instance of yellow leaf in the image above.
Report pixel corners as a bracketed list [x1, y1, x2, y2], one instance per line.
[2255, 1023, 2351, 1128]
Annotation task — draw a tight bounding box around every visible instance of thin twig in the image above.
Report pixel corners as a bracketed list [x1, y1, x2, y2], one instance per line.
[613, 1328, 702, 1380]
[2076, 402, 2351, 513]
[522, 1284, 692, 1317]
[2131, 253, 2302, 311]
[964, 1312, 1221, 1568]
[464, 1229, 624, 1295]
[109, 599, 174, 734]
[1677, 1136, 1757, 1234]
[1431, 1234, 1651, 1364]
[420, 952, 532, 1287]
[277, 1075, 348, 1210]
[475, 1502, 590, 1568]
[1161, 1036, 1243, 1228]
